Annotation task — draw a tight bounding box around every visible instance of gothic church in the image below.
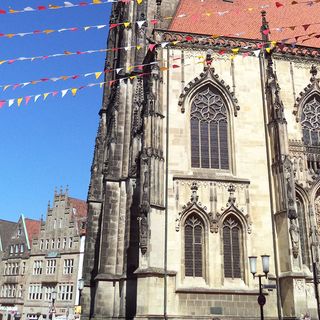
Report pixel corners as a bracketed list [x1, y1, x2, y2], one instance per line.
[81, 0, 320, 318]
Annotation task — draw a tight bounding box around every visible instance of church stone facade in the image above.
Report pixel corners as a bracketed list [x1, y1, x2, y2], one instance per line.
[81, 0, 320, 319]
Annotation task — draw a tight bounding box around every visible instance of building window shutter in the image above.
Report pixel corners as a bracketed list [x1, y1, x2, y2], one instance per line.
[190, 85, 229, 169]
[184, 215, 204, 277]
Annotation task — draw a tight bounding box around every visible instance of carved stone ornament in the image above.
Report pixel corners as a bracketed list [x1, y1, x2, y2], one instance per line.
[283, 156, 298, 219]
[178, 67, 240, 116]
[175, 182, 216, 233]
[293, 65, 320, 122]
[289, 219, 300, 258]
[220, 184, 252, 234]
[176, 182, 252, 234]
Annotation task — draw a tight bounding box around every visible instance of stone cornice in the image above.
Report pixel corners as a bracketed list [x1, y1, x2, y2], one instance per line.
[154, 29, 320, 58]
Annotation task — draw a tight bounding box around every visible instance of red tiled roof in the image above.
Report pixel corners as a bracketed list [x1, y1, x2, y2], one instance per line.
[69, 197, 88, 218]
[169, 0, 320, 48]
[25, 219, 41, 243]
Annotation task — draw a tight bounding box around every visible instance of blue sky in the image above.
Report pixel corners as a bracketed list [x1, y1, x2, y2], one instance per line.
[0, 0, 111, 221]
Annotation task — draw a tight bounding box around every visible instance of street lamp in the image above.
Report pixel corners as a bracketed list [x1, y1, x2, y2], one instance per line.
[78, 279, 84, 305]
[249, 255, 270, 320]
[50, 290, 57, 320]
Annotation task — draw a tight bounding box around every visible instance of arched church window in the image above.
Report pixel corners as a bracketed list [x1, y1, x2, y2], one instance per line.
[223, 215, 242, 279]
[184, 214, 204, 277]
[190, 85, 229, 169]
[296, 195, 308, 265]
[301, 95, 320, 146]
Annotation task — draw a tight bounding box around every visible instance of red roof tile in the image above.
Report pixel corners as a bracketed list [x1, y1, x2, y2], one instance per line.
[169, 0, 320, 47]
[69, 197, 88, 218]
[25, 219, 41, 244]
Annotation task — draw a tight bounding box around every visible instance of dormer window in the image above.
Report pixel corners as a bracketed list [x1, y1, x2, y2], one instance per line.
[17, 227, 22, 237]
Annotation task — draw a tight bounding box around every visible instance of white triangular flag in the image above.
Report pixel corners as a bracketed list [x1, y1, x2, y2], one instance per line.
[136, 20, 146, 29]
[34, 95, 41, 102]
[84, 73, 94, 77]
[96, 25, 106, 29]
[22, 82, 30, 87]
[116, 68, 123, 74]
[161, 42, 169, 48]
[51, 78, 60, 82]
[84, 26, 91, 31]
[23, 7, 35, 11]
[8, 99, 14, 107]
[61, 89, 69, 97]
[253, 49, 261, 57]
[64, 1, 75, 7]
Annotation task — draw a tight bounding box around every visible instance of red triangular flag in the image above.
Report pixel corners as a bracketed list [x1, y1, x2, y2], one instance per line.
[172, 64, 180, 68]
[185, 35, 193, 42]
[25, 96, 31, 105]
[150, 19, 158, 25]
[109, 23, 118, 29]
[275, 2, 284, 8]
[0, 9, 6, 14]
[0, 100, 5, 108]
[37, 6, 46, 10]
[303, 24, 311, 31]
[148, 44, 156, 51]
[289, 26, 296, 31]
[263, 29, 270, 35]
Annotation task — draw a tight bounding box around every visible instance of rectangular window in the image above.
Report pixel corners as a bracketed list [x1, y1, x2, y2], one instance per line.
[33, 260, 43, 275]
[40, 239, 44, 250]
[15, 244, 19, 253]
[53, 219, 56, 229]
[9, 245, 14, 254]
[22, 262, 26, 275]
[51, 239, 55, 249]
[45, 239, 49, 250]
[44, 285, 55, 301]
[57, 238, 61, 249]
[63, 237, 67, 249]
[63, 259, 74, 274]
[46, 260, 56, 274]
[20, 244, 24, 253]
[28, 284, 42, 300]
[58, 284, 73, 301]
[68, 237, 73, 248]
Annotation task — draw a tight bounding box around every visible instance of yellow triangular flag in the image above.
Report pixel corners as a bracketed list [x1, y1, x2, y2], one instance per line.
[160, 67, 169, 71]
[44, 29, 54, 34]
[43, 93, 49, 100]
[137, 0, 142, 4]
[9, 9, 16, 13]
[231, 48, 239, 54]
[136, 45, 141, 50]
[130, 76, 136, 80]
[92, 0, 101, 3]
[17, 98, 23, 107]
[266, 48, 271, 53]
[230, 55, 236, 60]
[95, 72, 102, 79]
[123, 22, 130, 28]
[6, 34, 15, 38]
[271, 41, 277, 47]
[0, 61, 6, 65]
[71, 88, 78, 96]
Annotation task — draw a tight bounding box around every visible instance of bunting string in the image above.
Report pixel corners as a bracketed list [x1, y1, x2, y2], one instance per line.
[0, 24, 108, 40]
[0, 0, 141, 15]
[0, 0, 318, 17]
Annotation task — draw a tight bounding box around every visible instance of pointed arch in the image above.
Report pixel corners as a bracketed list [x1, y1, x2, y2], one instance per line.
[180, 68, 239, 173]
[294, 65, 320, 146]
[222, 214, 243, 279]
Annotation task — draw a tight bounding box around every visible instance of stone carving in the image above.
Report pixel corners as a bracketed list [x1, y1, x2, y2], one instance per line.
[289, 219, 300, 258]
[178, 66, 239, 116]
[284, 156, 298, 220]
[294, 279, 304, 292]
[175, 182, 216, 233]
[139, 151, 150, 255]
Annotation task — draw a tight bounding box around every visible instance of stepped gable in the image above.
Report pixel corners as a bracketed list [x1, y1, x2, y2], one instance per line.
[169, 0, 320, 48]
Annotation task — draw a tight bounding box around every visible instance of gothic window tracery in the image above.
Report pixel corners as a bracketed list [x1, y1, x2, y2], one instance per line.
[223, 215, 242, 279]
[190, 85, 229, 169]
[301, 95, 320, 146]
[184, 214, 204, 277]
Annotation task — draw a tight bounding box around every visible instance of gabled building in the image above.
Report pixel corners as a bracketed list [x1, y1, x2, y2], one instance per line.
[23, 189, 87, 320]
[0, 216, 40, 320]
